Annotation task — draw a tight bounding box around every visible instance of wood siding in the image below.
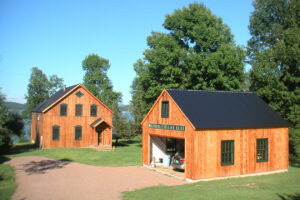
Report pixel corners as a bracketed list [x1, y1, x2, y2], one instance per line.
[31, 85, 113, 148]
[30, 112, 43, 144]
[142, 90, 195, 178]
[191, 128, 289, 180]
[142, 89, 289, 180]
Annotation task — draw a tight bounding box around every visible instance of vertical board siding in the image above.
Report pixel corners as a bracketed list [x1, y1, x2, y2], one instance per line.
[192, 128, 289, 180]
[31, 85, 113, 148]
[142, 90, 289, 180]
[142, 90, 195, 178]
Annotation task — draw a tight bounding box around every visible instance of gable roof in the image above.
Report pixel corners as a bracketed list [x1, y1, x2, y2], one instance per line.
[32, 84, 113, 114]
[165, 89, 289, 129]
[32, 84, 78, 113]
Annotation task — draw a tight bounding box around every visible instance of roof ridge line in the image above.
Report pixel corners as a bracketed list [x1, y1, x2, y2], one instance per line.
[166, 88, 254, 94]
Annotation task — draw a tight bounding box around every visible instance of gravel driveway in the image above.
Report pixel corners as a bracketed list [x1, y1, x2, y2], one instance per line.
[8, 156, 186, 200]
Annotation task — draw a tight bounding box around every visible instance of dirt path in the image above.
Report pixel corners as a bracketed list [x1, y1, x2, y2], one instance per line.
[8, 156, 186, 200]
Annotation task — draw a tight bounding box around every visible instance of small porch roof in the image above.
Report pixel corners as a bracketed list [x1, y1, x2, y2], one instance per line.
[90, 118, 112, 128]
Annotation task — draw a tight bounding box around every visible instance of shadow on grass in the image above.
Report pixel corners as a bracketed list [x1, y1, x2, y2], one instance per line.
[22, 158, 73, 175]
[0, 156, 10, 164]
[113, 139, 141, 147]
[8, 143, 38, 155]
[278, 193, 300, 200]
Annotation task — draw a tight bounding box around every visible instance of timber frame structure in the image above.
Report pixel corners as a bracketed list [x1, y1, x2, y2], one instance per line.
[31, 84, 113, 148]
[141, 89, 289, 180]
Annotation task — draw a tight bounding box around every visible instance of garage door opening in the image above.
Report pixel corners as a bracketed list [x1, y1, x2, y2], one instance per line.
[150, 135, 185, 178]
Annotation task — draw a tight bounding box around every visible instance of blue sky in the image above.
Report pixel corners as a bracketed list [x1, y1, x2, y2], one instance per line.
[0, 0, 253, 104]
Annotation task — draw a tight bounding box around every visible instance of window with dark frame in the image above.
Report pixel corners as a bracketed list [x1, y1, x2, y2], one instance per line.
[161, 101, 169, 118]
[75, 91, 84, 98]
[52, 126, 60, 141]
[221, 140, 234, 165]
[60, 104, 67, 116]
[257, 138, 268, 162]
[90, 104, 97, 117]
[75, 104, 83, 116]
[75, 126, 82, 141]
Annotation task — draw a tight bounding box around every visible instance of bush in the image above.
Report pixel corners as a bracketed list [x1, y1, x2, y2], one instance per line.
[0, 128, 13, 155]
[289, 128, 300, 167]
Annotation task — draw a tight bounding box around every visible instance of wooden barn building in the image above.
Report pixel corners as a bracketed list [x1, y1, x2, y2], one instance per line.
[31, 84, 113, 148]
[141, 89, 289, 181]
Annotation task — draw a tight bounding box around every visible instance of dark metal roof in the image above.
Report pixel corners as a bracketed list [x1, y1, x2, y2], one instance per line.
[166, 89, 289, 129]
[90, 118, 103, 127]
[32, 84, 78, 113]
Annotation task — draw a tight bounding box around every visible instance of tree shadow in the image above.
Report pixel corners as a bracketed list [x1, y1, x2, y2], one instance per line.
[21, 158, 72, 175]
[8, 143, 38, 155]
[0, 155, 10, 164]
[278, 193, 300, 200]
[113, 139, 141, 147]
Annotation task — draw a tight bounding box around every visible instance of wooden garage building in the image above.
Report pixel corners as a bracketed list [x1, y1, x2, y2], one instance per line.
[31, 83, 113, 148]
[141, 89, 289, 180]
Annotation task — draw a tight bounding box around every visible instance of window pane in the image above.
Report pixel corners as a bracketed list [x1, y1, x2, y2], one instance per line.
[221, 140, 234, 165]
[52, 126, 60, 140]
[60, 104, 67, 116]
[75, 126, 82, 140]
[161, 101, 169, 118]
[75, 105, 82, 116]
[257, 138, 268, 162]
[90, 105, 97, 116]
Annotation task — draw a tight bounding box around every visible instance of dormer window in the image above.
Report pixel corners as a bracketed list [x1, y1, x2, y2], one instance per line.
[161, 101, 169, 118]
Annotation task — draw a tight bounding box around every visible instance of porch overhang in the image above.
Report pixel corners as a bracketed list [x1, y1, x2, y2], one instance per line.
[90, 118, 112, 128]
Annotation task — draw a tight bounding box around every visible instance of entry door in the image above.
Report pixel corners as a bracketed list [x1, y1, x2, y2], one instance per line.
[98, 131, 102, 145]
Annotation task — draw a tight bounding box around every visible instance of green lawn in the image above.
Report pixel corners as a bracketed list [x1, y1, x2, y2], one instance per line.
[6, 139, 142, 167]
[0, 161, 17, 200]
[2, 140, 300, 200]
[123, 167, 300, 200]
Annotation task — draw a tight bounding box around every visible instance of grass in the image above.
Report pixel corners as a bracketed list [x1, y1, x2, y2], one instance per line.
[3, 139, 300, 200]
[0, 160, 17, 200]
[0, 139, 141, 200]
[123, 167, 300, 200]
[6, 139, 142, 167]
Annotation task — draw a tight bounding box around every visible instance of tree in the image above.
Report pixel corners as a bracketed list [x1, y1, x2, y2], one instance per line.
[112, 102, 131, 144]
[247, 0, 300, 128]
[82, 54, 129, 141]
[0, 89, 24, 154]
[23, 67, 64, 119]
[82, 54, 121, 108]
[130, 3, 245, 134]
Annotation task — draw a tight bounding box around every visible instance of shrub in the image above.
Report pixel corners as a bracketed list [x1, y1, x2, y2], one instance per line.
[289, 128, 300, 167]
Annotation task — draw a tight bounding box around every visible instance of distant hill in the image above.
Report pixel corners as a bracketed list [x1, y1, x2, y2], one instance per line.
[120, 105, 130, 112]
[5, 101, 26, 110]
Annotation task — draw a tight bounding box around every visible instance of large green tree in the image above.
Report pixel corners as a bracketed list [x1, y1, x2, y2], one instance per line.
[82, 54, 121, 108]
[82, 54, 130, 140]
[131, 3, 245, 134]
[0, 89, 24, 153]
[23, 67, 64, 119]
[248, 0, 300, 128]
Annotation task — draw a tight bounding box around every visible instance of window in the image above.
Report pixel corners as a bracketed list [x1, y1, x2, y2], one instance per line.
[60, 104, 67, 116]
[52, 126, 60, 141]
[75, 104, 83, 116]
[257, 138, 268, 162]
[221, 140, 234, 165]
[161, 101, 169, 118]
[75, 91, 84, 98]
[75, 126, 82, 141]
[90, 104, 97, 117]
